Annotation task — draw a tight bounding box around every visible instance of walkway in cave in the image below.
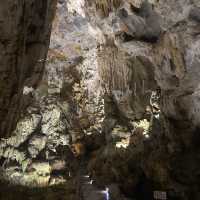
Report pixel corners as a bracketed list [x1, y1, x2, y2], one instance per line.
[76, 160, 108, 200]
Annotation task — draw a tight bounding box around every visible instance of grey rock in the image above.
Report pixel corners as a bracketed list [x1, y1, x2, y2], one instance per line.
[189, 7, 200, 22]
[28, 135, 47, 158]
[58, 0, 65, 4]
[1, 0, 200, 198]
[118, 3, 162, 42]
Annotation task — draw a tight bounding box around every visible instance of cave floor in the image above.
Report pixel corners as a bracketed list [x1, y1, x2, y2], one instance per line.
[0, 180, 76, 200]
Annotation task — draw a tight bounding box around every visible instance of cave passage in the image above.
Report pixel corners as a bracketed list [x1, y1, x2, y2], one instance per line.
[0, 0, 200, 200]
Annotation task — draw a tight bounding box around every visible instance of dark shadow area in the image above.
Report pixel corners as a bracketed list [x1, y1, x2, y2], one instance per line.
[0, 180, 76, 200]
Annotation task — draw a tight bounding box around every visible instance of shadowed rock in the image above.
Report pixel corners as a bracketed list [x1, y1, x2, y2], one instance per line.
[189, 7, 200, 22]
[118, 1, 162, 42]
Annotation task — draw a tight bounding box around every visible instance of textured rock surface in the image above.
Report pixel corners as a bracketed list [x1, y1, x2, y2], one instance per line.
[0, 0, 56, 137]
[0, 0, 103, 189]
[79, 0, 200, 199]
[0, 0, 200, 199]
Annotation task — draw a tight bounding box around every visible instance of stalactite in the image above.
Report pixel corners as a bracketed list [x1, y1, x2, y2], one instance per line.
[87, 0, 121, 17]
[97, 46, 132, 95]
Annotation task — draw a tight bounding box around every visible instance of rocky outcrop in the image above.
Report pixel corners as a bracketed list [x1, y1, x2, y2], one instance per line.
[0, 0, 57, 137]
[1, 0, 200, 199]
[75, 0, 200, 199]
[0, 0, 103, 188]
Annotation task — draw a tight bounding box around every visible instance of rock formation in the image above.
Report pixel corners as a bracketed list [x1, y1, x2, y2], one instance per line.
[0, 0, 200, 200]
[0, 0, 57, 137]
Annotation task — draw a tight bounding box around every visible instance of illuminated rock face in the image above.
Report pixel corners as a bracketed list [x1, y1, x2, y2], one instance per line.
[78, 0, 200, 199]
[1, 0, 200, 199]
[0, 0, 102, 188]
[0, 0, 73, 187]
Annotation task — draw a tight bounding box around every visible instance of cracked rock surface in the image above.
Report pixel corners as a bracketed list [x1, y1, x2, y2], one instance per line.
[0, 0, 200, 200]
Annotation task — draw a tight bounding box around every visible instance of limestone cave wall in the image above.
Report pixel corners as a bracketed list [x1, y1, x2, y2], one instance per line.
[0, 0, 56, 137]
[0, 0, 200, 200]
